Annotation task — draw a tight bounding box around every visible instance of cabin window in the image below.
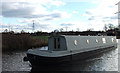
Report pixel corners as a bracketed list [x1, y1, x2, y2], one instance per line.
[102, 38, 106, 43]
[54, 38, 56, 49]
[74, 40, 77, 46]
[86, 40, 89, 44]
[58, 38, 60, 48]
[96, 39, 98, 43]
[112, 38, 114, 42]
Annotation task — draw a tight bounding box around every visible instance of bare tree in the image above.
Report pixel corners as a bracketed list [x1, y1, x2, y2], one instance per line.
[108, 23, 114, 30]
[60, 28, 63, 32]
[103, 24, 108, 31]
[65, 26, 68, 32]
[76, 28, 80, 31]
[118, 23, 120, 29]
[4, 29, 8, 32]
[21, 30, 25, 33]
[87, 28, 94, 31]
[54, 29, 59, 33]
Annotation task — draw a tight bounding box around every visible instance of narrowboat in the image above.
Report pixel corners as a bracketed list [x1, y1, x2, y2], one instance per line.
[24, 35, 117, 67]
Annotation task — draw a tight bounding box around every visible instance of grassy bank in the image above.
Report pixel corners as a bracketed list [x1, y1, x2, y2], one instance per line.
[2, 33, 49, 52]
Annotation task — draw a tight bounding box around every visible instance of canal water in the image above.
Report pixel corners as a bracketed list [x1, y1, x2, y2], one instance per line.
[2, 40, 119, 71]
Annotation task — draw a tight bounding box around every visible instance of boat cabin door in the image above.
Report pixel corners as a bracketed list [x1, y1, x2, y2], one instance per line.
[54, 38, 60, 50]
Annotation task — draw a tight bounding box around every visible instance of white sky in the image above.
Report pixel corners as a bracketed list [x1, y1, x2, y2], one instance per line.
[1, 0, 119, 32]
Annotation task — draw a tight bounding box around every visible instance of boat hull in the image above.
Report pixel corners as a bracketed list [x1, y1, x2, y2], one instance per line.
[27, 45, 117, 67]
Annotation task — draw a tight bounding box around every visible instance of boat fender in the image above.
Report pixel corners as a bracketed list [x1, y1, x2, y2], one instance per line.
[23, 56, 28, 61]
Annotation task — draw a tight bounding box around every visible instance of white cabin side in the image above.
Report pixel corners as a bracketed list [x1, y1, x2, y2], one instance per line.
[48, 35, 117, 52]
[65, 36, 117, 52]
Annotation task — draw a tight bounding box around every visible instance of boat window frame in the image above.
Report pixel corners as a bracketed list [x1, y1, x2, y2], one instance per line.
[74, 40, 77, 46]
[96, 39, 98, 43]
[86, 40, 89, 44]
[112, 38, 114, 42]
[102, 38, 106, 43]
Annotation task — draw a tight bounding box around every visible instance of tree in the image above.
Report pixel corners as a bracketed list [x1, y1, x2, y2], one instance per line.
[4, 29, 8, 32]
[60, 28, 63, 32]
[21, 30, 25, 33]
[87, 28, 94, 31]
[76, 28, 80, 31]
[65, 26, 68, 32]
[54, 29, 59, 33]
[118, 23, 120, 29]
[103, 24, 108, 31]
[108, 23, 114, 30]
[114, 24, 120, 31]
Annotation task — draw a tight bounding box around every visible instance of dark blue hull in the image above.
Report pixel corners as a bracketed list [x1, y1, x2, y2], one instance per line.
[27, 45, 117, 68]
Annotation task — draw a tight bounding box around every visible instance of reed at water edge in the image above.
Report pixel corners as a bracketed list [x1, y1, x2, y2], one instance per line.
[2, 33, 49, 52]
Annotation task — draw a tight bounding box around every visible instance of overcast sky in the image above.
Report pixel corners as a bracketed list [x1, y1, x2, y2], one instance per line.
[0, 0, 119, 32]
